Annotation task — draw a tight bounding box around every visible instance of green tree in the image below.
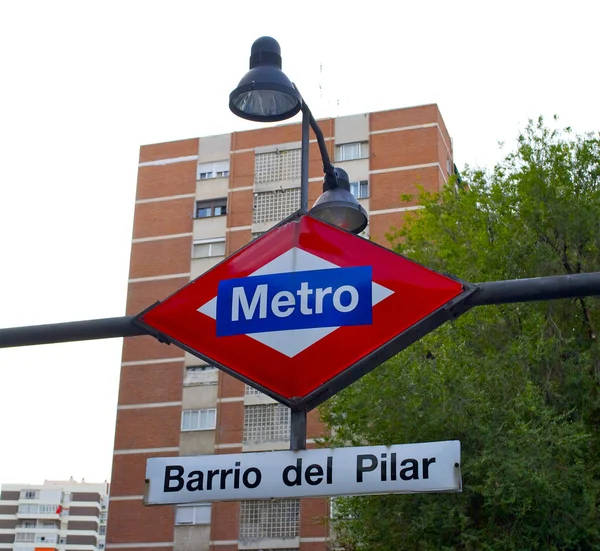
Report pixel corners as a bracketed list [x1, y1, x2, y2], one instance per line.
[321, 118, 600, 550]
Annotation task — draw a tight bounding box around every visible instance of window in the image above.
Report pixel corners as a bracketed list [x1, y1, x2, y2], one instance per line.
[239, 499, 299, 540]
[23, 490, 38, 499]
[15, 533, 36, 542]
[59, 537, 67, 545]
[192, 238, 226, 259]
[253, 189, 301, 224]
[98, 545, 105, 550]
[187, 364, 216, 372]
[99, 525, 106, 535]
[181, 409, 217, 431]
[195, 198, 227, 218]
[255, 149, 301, 185]
[244, 404, 290, 443]
[62, 492, 71, 503]
[197, 161, 230, 180]
[18, 504, 58, 514]
[336, 141, 369, 162]
[99, 512, 107, 522]
[350, 180, 369, 199]
[175, 504, 211, 525]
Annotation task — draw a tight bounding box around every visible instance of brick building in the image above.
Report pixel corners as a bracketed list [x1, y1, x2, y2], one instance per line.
[107, 103, 454, 551]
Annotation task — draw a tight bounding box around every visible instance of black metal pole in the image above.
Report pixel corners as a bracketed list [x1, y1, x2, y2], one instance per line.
[0, 273, 598, 350]
[296, 96, 333, 175]
[300, 103, 310, 211]
[0, 316, 144, 348]
[469, 272, 600, 307]
[290, 409, 307, 451]
[307, 110, 333, 174]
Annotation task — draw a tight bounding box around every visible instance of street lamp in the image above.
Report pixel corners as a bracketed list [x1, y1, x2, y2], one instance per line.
[229, 36, 368, 235]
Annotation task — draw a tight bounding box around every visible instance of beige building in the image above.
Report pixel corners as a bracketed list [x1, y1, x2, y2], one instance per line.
[0, 479, 109, 551]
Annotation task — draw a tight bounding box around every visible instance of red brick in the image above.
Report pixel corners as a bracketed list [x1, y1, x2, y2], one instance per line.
[121, 335, 183, 363]
[125, 277, 190, 316]
[106, 500, 174, 543]
[219, 372, 245, 399]
[370, 104, 438, 132]
[136, 161, 197, 200]
[300, 542, 328, 551]
[139, 138, 198, 163]
[110, 452, 178, 496]
[128, 237, 192, 279]
[230, 151, 254, 189]
[114, 406, 181, 450]
[370, 127, 438, 171]
[226, 230, 251, 256]
[216, 401, 244, 445]
[210, 502, 239, 541]
[228, 189, 253, 228]
[370, 166, 439, 211]
[132, 198, 195, 239]
[368, 211, 409, 248]
[300, 498, 329, 538]
[307, 409, 327, 440]
[118, 362, 183, 405]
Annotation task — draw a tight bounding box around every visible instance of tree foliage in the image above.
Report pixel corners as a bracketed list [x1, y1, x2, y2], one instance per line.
[321, 118, 600, 550]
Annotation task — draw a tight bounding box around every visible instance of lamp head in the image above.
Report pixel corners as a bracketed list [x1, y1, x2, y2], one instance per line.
[310, 167, 369, 235]
[229, 37, 302, 122]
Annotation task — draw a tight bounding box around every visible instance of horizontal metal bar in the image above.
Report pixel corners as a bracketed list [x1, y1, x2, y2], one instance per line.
[469, 272, 600, 307]
[0, 273, 598, 351]
[0, 316, 145, 348]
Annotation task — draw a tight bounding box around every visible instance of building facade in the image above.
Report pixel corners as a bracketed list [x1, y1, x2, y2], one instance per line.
[108, 104, 454, 551]
[0, 479, 109, 551]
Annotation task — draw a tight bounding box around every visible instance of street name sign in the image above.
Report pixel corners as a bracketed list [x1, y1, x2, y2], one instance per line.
[144, 440, 461, 504]
[135, 212, 471, 409]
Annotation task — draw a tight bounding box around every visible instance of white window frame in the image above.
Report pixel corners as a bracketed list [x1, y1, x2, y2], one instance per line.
[192, 238, 226, 259]
[336, 141, 369, 162]
[181, 408, 217, 432]
[197, 160, 230, 181]
[175, 504, 212, 525]
[195, 198, 227, 219]
[350, 180, 369, 199]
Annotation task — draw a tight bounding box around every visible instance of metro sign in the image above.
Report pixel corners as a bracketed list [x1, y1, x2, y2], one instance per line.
[134, 212, 471, 410]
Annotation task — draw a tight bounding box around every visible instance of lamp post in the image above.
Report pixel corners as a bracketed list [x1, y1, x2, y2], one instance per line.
[229, 36, 372, 449]
[229, 36, 368, 234]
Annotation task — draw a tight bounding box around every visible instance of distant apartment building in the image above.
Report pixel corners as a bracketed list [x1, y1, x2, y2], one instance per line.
[0, 479, 109, 551]
[108, 104, 454, 551]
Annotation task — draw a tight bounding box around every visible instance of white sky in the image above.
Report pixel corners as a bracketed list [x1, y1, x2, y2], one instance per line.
[1, 0, 599, 484]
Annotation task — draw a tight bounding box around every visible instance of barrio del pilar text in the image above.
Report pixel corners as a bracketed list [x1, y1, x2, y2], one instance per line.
[163, 453, 437, 493]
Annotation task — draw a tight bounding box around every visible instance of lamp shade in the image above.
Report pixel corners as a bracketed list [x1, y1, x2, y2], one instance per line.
[229, 37, 302, 122]
[310, 187, 369, 235]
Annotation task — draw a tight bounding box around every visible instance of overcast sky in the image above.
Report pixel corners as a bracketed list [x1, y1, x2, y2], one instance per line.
[1, 0, 599, 485]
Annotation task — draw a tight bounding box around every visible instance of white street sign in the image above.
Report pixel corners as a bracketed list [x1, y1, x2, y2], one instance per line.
[145, 441, 461, 504]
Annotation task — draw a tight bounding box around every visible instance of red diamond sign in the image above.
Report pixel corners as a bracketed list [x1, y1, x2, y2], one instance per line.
[134, 213, 470, 410]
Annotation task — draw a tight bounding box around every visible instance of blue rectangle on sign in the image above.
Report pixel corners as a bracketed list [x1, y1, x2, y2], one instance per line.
[216, 266, 372, 337]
